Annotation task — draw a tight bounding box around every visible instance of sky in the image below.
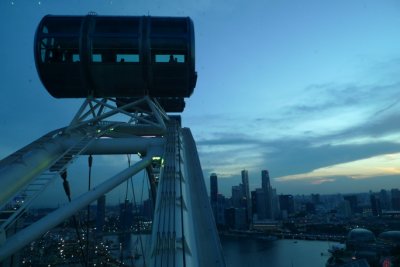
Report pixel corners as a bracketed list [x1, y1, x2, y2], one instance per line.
[1, 0, 400, 204]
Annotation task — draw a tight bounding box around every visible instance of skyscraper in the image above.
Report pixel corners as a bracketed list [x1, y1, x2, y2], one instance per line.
[261, 170, 274, 219]
[210, 173, 218, 203]
[231, 185, 244, 208]
[210, 173, 218, 222]
[241, 170, 252, 224]
[261, 170, 271, 191]
[255, 188, 267, 219]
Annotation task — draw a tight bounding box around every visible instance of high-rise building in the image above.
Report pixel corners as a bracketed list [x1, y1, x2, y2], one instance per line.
[251, 190, 257, 217]
[261, 170, 271, 191]
[255, 188, 267, 220]
[241, 170, 252, 224]
[210, 173, 219, 221]
[231, 184, 245, 208]
[224, 207, 235, 229]
[272, 188, 280, 219]
[261, 170, 273, 219]
[210, 173, 218, 203]
[215, 194, 226, 227]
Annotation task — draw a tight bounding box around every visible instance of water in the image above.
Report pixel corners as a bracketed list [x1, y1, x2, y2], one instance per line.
[221, 236, 336, 267]
[105, 234, 335, 267]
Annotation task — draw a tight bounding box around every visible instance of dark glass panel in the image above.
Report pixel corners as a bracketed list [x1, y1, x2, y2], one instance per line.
[94, 18, 140, 34]
[42, 18, 82, 34]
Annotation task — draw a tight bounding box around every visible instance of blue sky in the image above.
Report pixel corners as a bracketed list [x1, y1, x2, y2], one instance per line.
[1, 0, 400, 203]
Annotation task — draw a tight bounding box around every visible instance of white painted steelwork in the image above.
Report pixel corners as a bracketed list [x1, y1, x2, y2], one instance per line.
[0, 96, 226, 267]
[0, 150, 160, 261]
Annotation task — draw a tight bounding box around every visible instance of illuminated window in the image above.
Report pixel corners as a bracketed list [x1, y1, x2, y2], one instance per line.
[116, 54, 139, 62]
[155, 54, 185, 63]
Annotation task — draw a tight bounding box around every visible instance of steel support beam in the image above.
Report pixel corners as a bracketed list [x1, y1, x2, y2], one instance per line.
[0, 147, 162, 262]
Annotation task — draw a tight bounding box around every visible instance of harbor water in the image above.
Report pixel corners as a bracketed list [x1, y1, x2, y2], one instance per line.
[107, 234, 336, 267]
[221, 236, 337, 267]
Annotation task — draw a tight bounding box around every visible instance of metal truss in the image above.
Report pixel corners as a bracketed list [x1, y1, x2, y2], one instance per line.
[0, 96, 225, 267]
[66, 96, 169, 136]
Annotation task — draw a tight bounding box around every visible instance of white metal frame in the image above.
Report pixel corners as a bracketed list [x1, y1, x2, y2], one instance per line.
[0, 96, 167, 262]
[0, 96, 226, 267]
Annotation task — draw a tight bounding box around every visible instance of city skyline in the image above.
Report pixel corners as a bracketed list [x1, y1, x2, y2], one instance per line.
[1, 1, 400, 204]
[208, 168, 400, 199]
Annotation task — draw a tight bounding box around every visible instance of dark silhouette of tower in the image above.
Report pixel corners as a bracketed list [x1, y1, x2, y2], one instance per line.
[241, 170, 252, 224]
[210, 173, 218, 203]
[261, 170, 271, 191]
[261, 170, 273, 219]
[210, 173, 218, 222]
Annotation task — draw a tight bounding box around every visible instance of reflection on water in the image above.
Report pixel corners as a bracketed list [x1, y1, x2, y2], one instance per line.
[103, 234, 336, 267]
[221, 236, 337, 267]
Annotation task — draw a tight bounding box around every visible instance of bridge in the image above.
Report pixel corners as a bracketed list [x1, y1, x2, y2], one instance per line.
[0, 15, 225, 267]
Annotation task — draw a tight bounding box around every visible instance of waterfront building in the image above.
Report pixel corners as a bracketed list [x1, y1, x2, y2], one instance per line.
[346, 228, 376, 250]
[224, 207, 235, 229]
[210, 173, 218, 203]
[210, 173, 219, 221]
[272, 188, 280, 219]
[215, 194, 226, 227]
[251, 190, 257, 217]
[241, 170, 252, 224]
[255, 188, 267, 220]
[261, 170, 271, 191]
[261, 170, 274, 219]
[234, 208, 247, 230]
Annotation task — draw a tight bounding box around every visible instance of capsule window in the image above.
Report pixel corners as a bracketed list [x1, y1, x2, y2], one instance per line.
[116, 54, 139, 63]
[91, 51, 139, 63]
[155, 54, 185, 63]
[40, 37, 79, 63]
[92, 54, 102, 62]
[92, 37, 139, 63]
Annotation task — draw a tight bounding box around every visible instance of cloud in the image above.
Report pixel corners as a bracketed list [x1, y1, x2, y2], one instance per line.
[275, 153, 400, 182]
[310, 179, 335, 185]
[190, 62, 400, 191]
[274, 174, 400, 195]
